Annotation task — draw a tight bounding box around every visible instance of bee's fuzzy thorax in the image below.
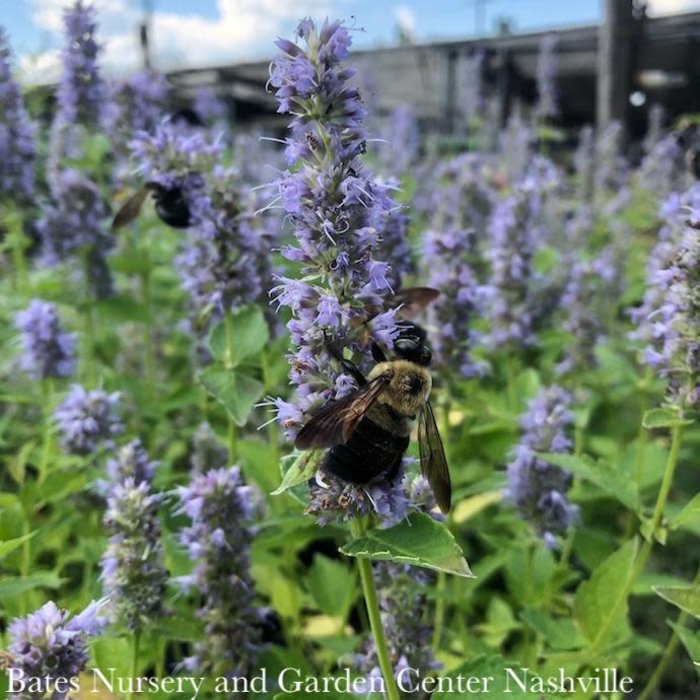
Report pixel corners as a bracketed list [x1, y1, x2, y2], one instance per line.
[368, 359, 432, 416]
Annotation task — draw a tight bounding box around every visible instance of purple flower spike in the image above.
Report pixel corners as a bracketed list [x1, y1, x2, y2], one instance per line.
[15, 300, 76, 380]
[505, 385, 579, 544]
[54, 384, 122, 455]
[7, 600, 105, 700]
[0, 30, 36, 203]
[177, 467, 263, 677]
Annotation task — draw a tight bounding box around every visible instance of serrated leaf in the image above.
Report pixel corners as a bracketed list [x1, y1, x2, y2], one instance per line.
[574, 538, 637, 645]
[307, 555, 356, 617]
[520, 609, 585, 650]
[0, 531, 36, 559]
[198, 367, 264, 427]
[340, 512, 474, 578]
[654, 584, 700, 619]
[669, 622, 700, 679]
[0, 571, 65, 597]
[208, 306, 269, 367]
[671, 494, 700, 530]
[272, 450, 323, 496]
[90, 637, 132, 681]
[642, 407, 692, 429]
[538, 452, 640, 512]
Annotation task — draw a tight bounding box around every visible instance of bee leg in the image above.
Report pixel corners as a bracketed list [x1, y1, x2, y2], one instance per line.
[371, 341, 387, 363]
[325, 341, 367, 386]
[385, 453, 404, 484]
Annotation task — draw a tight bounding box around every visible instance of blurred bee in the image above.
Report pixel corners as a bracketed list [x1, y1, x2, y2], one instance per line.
[112, 181, 192, 230]
[295, 326, 451, 514]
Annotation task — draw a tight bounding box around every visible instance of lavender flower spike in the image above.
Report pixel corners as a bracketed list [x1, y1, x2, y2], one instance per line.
[15, 300, 76, 380]
[177, 467, 263, 677]
[54, 384, 122, 455]
[7, 600, 105, 700]
[0, 30, 36, 202]
[100, 478, 168, 630]
[535, 34, 559, 120]
[105, 438, 156, 484]
[505, 385, 579, 546]
[268, 18, 403, 523]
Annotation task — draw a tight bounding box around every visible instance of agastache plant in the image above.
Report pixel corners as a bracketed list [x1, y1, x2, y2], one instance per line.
[100, 472, 168, 631]
[0, 29, 36, 203]
[7, 600, 105, 700]
[534, 34, 559, 121]
[267, 18, 400, 440]
[506, 385, 579, 547]
[423, 227, 486, 378]
[177, 467, 263, 678]
[14, 300, 76, 380]
[54, 384, 123, 455]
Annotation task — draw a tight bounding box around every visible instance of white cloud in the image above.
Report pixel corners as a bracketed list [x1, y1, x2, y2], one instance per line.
[20, 0, 330, 83]
[647, 0, 700, 15]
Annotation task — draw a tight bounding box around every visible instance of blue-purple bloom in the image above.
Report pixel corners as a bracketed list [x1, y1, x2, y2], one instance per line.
[0, 29, 36, 202]
[7, 600, 105, 700]
[376, 106, 421, 178]
[423, 227, 487, 377]
[54, 384, 122, 455]
[55, 1, 105, 130]
[14, 300, 76, 380]
[100, 477, 168, 630]
[505, 385, 579, 546]
[268, 18, 409, 523]
[177, 467, 263, 677]
[631, 196, 700, 409]
[36, 168, 114, 298]
[105, 438, 156, 484]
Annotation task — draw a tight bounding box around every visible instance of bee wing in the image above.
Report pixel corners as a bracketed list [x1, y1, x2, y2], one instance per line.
[418, 401, 452, 514]
[111, 187, 149, 230]
[391, 287, 440, 319]
[295, 370, 394, 449]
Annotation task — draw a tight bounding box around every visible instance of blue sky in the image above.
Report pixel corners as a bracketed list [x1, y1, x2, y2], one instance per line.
[4, 0, 700, 82]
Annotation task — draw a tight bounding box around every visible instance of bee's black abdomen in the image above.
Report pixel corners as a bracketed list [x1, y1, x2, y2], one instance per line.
[323, 417, 409, 484]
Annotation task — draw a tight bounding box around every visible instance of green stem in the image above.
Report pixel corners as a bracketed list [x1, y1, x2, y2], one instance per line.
[223, 312, 238, 462]
[505, 354, 518, 412]
[261, 347, 280, 467]
[82, 249, 97, 387]
[589, 423, 684, 657]
[38, 378, 54, 485]
[20, 518, 31, 616]
[3, 203, 30, 295]
[128, 631, 141, 700]
[350, 518, 400, 700]
[141, 243, 156, 398]
[638, 565, 700, 700]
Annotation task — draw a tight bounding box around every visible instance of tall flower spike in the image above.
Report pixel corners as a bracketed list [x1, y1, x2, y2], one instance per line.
[505, 385, 579, 547]
[55, 1, 105, 129]
[100, 477, 168, 630]
[423, 227, 487, 378]
[105, 438, 156, 484]
[7, 600, 105, 700]
[268, 18, 404, 523]
[54, 384, 123, 455]
[0, 30, 36, 203]
[177, 467, 263, 677]
[14, 300, 76, 380]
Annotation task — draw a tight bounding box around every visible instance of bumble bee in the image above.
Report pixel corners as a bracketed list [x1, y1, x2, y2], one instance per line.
[295, 331, 451, 514]
[112, 181, 192, 230]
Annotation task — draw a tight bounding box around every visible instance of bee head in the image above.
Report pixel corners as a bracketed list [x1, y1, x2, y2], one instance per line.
[394, 336, 432, 366]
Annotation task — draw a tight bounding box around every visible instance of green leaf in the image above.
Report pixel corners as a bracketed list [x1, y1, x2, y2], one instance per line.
[0, 531, 36, 559]
[272, 450, 323, 496]
[538, 452, 640, 512]
[520, 609, 585, 651]
[208, 306, 269, 367]
[9, 440, 35, 484]
[669, 622, 700, 679]
[642, 407, 692, 429]
[198, 367, 264, 427]
[0, 571, 65, 598]
[90, 637, 132, 681]
[574, 538, 637, 645]
[654, 584, 700, 619]
[340, 512, 474, 578]
[671, 494, 700, 530]
[307, 555, 356, 617]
